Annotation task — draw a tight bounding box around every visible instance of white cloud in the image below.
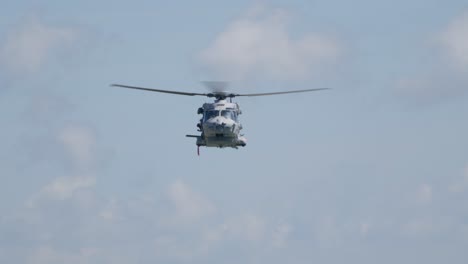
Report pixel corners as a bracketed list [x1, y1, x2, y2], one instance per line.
[449, 165, 468, 193]
[25, 174, 96, 209]
[0, 17, 79, 74]
[26, 246, 97, 264]
[402, 218, 434, 236]
[26, 124, 97, 206]
[41, 175, 96, 201]
[359, 222, 371, 236]
[441, 11, 468, 71]
[313, 216, 342, 248]
[199, 7, 340, 80]
[167, 180, 215, 222]
[99, 198, 118, 221]
[58, 125, 96, 170]
[416, 183, 433, 204]
[272, 221, 293, 248]
[224, 213, 266, 242]
[392, 11, 468, 103]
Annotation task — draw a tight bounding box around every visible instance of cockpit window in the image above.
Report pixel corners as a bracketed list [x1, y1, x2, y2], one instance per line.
[221, 110, 237, 121]
[204, 110, 219, 120]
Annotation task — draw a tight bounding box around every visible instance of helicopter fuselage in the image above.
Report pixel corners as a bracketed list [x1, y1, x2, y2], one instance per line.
[188, 99, 247, 148]
[112, 82, 328, 152]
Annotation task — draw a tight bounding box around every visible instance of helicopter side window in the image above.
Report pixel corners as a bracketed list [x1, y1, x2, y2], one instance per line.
[221, 110, 237, 121]
[204, 110, 219, 120]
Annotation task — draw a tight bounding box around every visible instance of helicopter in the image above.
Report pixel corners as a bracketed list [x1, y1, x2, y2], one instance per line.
[112, 82, 328, 155]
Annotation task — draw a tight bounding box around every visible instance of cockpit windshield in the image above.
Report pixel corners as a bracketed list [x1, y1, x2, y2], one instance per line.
[221, 110, 237, 121]
[204, 110, 219, 120]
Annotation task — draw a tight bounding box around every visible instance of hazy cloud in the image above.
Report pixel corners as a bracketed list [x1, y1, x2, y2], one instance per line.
[402, 218, 436, 237]
[37, 175, 96, 201]
[26, 124, 98, 207]
[0, 17, 79, 74]
[449, 165, 468, 193]
[359, 222, 371, 236]
[313, 216, 343, 248]
[393, 11, 468, 104]
[272, 221, 293, 248]
[167, 180, 215, 223]
[26, 246, 96, 264]
[416, 183, 433, 205]
[441, 11, 468, 71]
[199, 7, 340, 80]
[224, 213, 266, 242]
[58, 125, 96, 170]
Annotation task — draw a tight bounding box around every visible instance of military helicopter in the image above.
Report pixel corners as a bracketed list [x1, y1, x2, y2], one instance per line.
[112, 82, 328, 155]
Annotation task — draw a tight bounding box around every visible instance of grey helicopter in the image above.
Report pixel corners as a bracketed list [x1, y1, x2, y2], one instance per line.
[112, 82, 328, 155]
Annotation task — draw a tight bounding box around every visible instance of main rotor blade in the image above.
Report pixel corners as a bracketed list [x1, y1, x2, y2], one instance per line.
[234, 88, 330, 97]
[111, 84, 209, 97]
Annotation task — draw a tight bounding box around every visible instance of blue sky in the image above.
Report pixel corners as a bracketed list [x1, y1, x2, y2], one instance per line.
[1, 1, 468, 263]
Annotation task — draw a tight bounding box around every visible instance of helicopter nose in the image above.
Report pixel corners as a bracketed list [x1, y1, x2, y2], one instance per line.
[204, 117, 236, 136]
[211, 117, 233, 126]
[213, 121, 232, 131]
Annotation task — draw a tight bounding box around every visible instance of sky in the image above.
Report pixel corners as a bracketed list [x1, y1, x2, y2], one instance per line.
[1, 0, 468, 263]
